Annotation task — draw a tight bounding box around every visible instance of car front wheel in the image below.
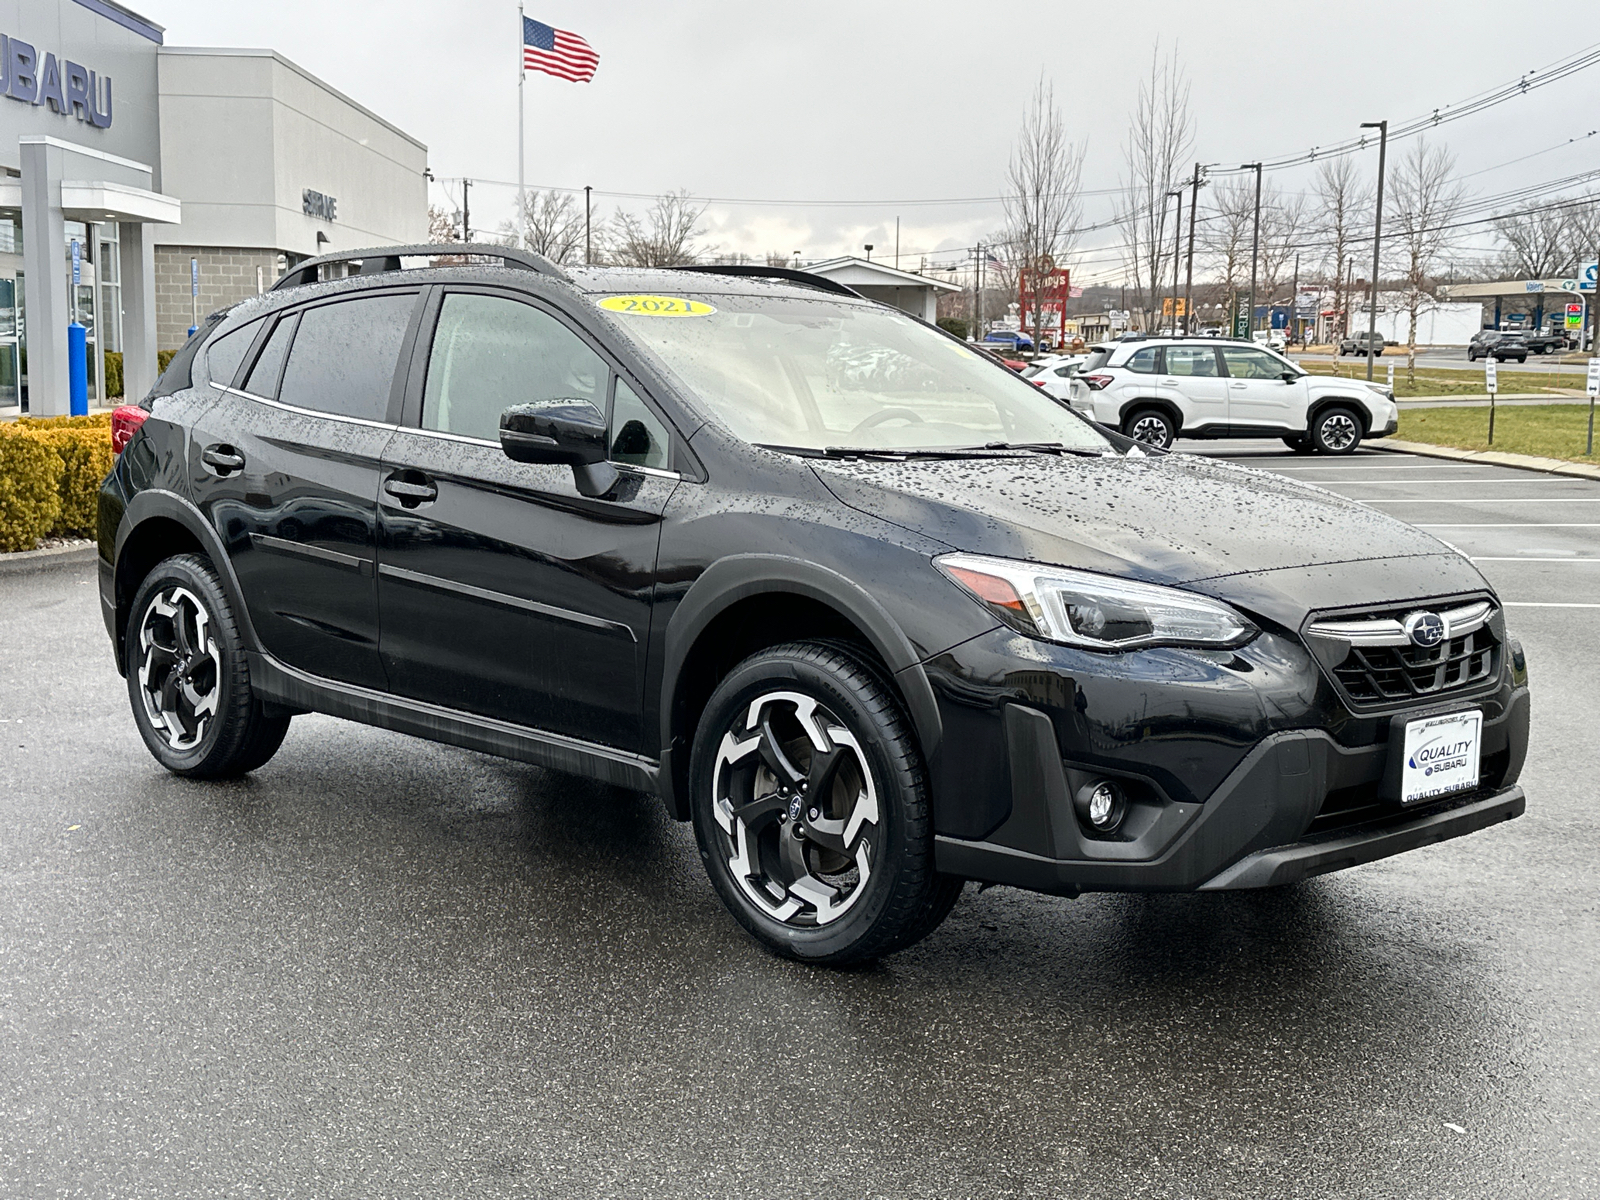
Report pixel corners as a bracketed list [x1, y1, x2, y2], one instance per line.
[125, 553, 291, 778]
[1311, 406, 1363, 455]
[1123, 407, 1176, 450]
[690, 642, 960, 966]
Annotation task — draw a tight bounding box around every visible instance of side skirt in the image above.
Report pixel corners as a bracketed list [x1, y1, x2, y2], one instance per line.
[247, 651, 660, 794]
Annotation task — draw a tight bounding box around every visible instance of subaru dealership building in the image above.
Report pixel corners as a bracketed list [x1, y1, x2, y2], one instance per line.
[0, 0, 428, 416]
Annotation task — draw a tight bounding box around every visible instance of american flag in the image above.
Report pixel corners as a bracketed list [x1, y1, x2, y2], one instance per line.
[522, 16, 599, 83]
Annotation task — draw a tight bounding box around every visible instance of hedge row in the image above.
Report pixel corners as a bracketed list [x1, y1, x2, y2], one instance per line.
[0, 412, 113, 552]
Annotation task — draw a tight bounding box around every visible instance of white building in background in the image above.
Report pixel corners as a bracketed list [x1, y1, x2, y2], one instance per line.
[0, 0, 427, 416]
[152, 48, 428, 349]
[802, 257, 962, 323]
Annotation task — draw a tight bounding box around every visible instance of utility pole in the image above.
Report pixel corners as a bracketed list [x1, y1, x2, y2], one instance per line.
[461, 178, 472, 244]
[974, 242, 983, 338]
[1243, 162, 1263, 335]
[1185, 162, 1201, 336]
[1167, 190, 1183, 333]
[584, 185, 592, 265]
[1361, 119, 1389, 382]
[1291, 252, 1300, 345]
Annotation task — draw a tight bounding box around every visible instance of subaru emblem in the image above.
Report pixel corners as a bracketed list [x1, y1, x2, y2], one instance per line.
[1403, 611, 1447, 648]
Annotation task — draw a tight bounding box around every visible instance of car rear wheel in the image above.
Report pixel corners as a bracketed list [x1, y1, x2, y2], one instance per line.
[1310, 406, 1363, 455]
[690, 642, 959, 966]
[126, 553, 291, 778]
[1122, 407, 1176, 450]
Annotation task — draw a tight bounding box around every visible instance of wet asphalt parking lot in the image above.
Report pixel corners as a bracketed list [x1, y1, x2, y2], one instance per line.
[1, 442, 1596, 1199]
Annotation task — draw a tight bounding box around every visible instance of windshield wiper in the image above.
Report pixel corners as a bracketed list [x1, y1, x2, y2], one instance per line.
[818, 445, 1031, 460]
[958, 441, 1108, 458]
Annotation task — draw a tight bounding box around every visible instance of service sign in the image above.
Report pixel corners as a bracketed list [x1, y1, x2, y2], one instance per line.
[1400, 710, 1482, 805]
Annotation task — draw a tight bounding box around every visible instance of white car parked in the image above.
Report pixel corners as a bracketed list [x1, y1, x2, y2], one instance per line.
[1066, 338, 1399, 454]
[1021, 354, 1087, 401]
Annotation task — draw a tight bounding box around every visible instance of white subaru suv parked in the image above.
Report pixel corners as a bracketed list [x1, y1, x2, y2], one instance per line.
[1066, 338, 1399, 454]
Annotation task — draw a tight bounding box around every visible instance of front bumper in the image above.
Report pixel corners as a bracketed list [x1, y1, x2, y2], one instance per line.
[919, 621, 1529, 894]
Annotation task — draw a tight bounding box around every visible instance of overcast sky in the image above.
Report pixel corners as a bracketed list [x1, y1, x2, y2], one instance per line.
[137, 1, 1600, 282]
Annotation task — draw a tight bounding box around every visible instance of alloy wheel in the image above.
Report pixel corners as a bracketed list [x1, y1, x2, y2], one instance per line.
[711, 691, 880, 927]
[136, 586, 222, 751]
[1318, 411, 1359, 452]
[1129, 415, 1171, 447]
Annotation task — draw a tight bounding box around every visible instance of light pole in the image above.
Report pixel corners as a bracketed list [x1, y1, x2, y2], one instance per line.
[1243, 162, 1262, 335]
[584, 185, 592, 265]
[1361, 120, 1388, 382]
[1167, 189, 1183, 334]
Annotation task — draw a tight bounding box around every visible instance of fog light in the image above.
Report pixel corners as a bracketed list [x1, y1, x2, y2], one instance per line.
[1077, 780, 1126, 834]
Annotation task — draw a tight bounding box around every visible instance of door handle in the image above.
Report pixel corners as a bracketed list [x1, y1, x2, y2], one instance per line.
[201, 444, 245, 474]
[383, 475, 438, 507]
[1230, 382, 1248, 389]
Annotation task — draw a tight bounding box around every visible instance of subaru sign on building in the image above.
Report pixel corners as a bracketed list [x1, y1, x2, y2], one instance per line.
[0, 0, 427, 417]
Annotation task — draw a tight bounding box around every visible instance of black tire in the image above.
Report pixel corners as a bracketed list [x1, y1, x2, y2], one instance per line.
[1467, 349, 1477, 362]
[1122, 406, 1177, 450]
[1310, 405, 1363, 455]
[125, 553, 291, 778]
[1515, 355, 1527, 363]
[689, 641, 952, 966]
[1282, 435, 1315, 454]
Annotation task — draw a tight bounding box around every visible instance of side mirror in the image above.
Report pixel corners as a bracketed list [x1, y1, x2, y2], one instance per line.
[500, 399, 619, 498]
[1280, 370, 1300, 382]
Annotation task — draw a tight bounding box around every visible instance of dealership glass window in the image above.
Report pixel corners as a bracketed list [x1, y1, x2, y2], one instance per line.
[0, 213, 18, 255]
[99, 224, 121, 354]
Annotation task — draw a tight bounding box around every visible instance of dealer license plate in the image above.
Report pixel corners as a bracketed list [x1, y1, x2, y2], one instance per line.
[1400, 709, 1483, 805]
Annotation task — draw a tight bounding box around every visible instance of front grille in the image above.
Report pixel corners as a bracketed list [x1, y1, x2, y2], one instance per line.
[1306, 598, 1500, 708]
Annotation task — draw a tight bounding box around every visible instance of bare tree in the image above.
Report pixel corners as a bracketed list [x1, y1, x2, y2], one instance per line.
[1312, 157, 1370, 342]
[610, 190, 712, 267]
[502, 188, 589, 264]
[1002, 75, 1086, 349]
[1200, 176, 1255, 317]
[1563, 194, 1600, 272]
[1258, 184, 1306, 326]
[1118, 44, 1193, 331]
[1388, 138, 1467, 381]
[428, 204, 461, 244]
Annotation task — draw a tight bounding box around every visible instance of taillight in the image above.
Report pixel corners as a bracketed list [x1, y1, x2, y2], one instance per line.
[1082, 373, 1115, 391]
[112, 405, 149, 455]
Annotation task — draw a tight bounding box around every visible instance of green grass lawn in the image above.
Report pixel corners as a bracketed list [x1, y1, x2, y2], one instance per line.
[1397, 403, 1600, 462]
[1302, 361, 1577, 399]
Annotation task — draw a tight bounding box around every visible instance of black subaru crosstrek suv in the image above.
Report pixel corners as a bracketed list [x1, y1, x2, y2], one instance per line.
[99, 244, 1530, 966]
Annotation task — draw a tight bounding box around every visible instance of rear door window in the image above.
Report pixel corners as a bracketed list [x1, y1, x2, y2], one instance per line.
[278, 292, 418, 422]
[1164, 345, 1220, 377]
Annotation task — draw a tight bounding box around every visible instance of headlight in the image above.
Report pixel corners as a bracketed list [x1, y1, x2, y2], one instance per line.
[936, 553, 1257, 651]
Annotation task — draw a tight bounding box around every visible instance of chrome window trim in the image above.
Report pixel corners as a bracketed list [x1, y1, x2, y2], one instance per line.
[217, 384, 399, 431]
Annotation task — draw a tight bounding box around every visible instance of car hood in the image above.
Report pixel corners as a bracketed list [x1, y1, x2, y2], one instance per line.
[812, 451, 1469, 589]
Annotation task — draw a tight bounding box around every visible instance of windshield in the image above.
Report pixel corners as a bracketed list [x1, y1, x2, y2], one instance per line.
[597, 292, 1113, 453]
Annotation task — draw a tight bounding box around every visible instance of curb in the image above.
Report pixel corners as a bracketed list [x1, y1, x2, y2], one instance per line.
[1374, 438, 1600, 481]
[0, 542, 98, 576]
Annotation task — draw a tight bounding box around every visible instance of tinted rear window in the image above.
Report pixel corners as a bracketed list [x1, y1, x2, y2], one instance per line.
[277, 293, 416, 422]
[148, 312, 226, 401]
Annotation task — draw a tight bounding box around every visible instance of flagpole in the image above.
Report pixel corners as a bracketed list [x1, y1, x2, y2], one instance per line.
[516, 2, 525, 249]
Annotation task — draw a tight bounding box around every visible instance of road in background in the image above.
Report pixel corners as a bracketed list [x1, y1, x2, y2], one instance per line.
[1293, 348, 1588, 376]
[1, 448, 1595, 1198]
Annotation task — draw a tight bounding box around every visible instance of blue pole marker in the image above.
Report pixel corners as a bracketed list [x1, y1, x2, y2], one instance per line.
[67, 322, 88, 416]
[188, 257, 199, 337]
[71, 239, 81, 286]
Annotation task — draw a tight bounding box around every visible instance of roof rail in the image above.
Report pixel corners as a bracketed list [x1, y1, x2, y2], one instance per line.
[271, 243, 570, 291]
[672, 263, 864, 299]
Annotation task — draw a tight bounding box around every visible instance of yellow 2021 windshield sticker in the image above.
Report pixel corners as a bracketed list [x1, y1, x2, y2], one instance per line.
[598, 295, 716, 317]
